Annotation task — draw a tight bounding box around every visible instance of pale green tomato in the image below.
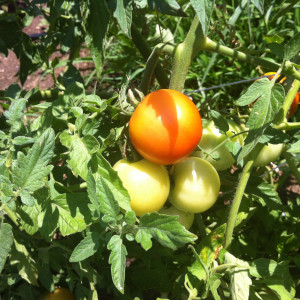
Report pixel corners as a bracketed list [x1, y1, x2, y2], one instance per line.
[159, 205, 194, 230]
[193, 119, 244, 171]
[170, 157, 220, 213]
[113, 159, 170, 216]
[253, 143, 284, 167]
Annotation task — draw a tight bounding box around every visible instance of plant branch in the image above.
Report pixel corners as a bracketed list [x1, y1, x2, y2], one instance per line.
[224, 144, 264, 249]
[274, 122, 300, 131]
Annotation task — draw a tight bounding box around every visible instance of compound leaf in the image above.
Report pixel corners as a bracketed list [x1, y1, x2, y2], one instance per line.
[70, 231, 102, 262]
[136, 212, 197, 251]
[12, 128, 55, 192]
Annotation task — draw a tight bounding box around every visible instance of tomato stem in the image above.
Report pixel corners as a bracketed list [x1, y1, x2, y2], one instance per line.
[169, 16, 206, 91]
[274, 121, 300, 131]
[195, 213, 206, 238]
[224, 144, 264, 249]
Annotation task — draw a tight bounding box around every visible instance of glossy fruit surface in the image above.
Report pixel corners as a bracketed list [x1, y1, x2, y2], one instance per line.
[170, 157, 220, 213]
[193, 119, 244, 170]
[159, 205, 194, 230]
[129, 89, 202, 165]
[113, 159, 170, 216]
[253, 143, 284, 167]
[45, 288, 75, 300]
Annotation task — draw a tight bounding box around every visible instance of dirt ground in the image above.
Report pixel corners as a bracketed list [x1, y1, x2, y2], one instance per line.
[0, 16, 94, 91]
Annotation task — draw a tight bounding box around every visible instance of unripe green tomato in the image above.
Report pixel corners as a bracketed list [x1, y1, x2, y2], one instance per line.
[113, 159, 170, 216]
[193, 119, 244, 171]
[170, 157, 220, 213]
[253, 143, 284, 167]
[159, 205, 194, 230]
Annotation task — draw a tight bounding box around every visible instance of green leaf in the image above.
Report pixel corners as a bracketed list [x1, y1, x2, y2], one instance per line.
[247, 178, 284, 210]
[20, 190, 35, 206]
[17, 198, 41, 235]
[94, 153, 131, 211]
[209, 273, 222, 300]
[84, 0, 110, 76]
[113, 0, 132, 36]
[191, 0, 215, 36]
[3, 98, 27, 131]
[12, 128, 55, 192]
[210, 110, 229, 134]
[107, 235, 127, 294]
[12, 136, 35, 146]
[250, 258, 279, 278]
[136, 212, 197, 251]
[0, 223, 13, 274]
[251, 0, 264, 14]
[284, 32, 300, 60]
[189, 224, 226, 281]
[269, 43, 285, 59]
[149, 0, 187, 17]
[10, 239, 38, 286]
[60, 131, 100, 180]
[287, 140, 300, 153]
[40, 193, 92, 238]
[224, 252, 251, 300]
[70, 231, 102, 262]
[95, 176, 120, 224]
[86, 170, 101, 216]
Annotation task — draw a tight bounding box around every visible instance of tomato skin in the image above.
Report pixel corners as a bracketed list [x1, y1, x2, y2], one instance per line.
[45, 288, 75, 300]
[253, 143, 284, 167]
[129, 89, 202, 165]
[113, 159, 170, 216]
[159, 205, 194, 230]
[193, 119, 244, 171]
[170, 157, 220, 213]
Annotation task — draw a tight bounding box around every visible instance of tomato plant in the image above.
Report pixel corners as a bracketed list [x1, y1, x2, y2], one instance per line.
[45, 288, 75, 300]
[1, 1, 300, 300]
[129, 89, 202, 165]
[170, 157, 220, 213]
[113, 159, 170, 216]
[193, 119, 244, 170]
[159, 205, 194, 230]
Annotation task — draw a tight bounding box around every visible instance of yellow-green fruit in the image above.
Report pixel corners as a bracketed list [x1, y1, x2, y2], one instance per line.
[159, 206, 194, 230]
[193, 119, 244, 171]
[113, 159, 170, 216]
[170, 157, 220, 213]
[253, 143, 284, 167]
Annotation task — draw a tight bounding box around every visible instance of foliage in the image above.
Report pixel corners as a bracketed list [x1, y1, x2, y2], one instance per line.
[0, 0, 299, 299]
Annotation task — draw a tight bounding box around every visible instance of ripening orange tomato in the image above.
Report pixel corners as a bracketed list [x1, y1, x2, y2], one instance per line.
[129, 89, 202, 165]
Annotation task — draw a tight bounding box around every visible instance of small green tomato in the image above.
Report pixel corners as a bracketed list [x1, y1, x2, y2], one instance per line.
[113, 159, 170, 216]
[193, 119, 244, 171]
[159, 205, 194, 230]
[170, 157, 220, 213]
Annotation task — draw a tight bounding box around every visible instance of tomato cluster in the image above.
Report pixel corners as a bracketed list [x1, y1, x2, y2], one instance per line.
[114, 88, 285, 227]
[112, 89, 222, 228]
[45, 288, 75, 300]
